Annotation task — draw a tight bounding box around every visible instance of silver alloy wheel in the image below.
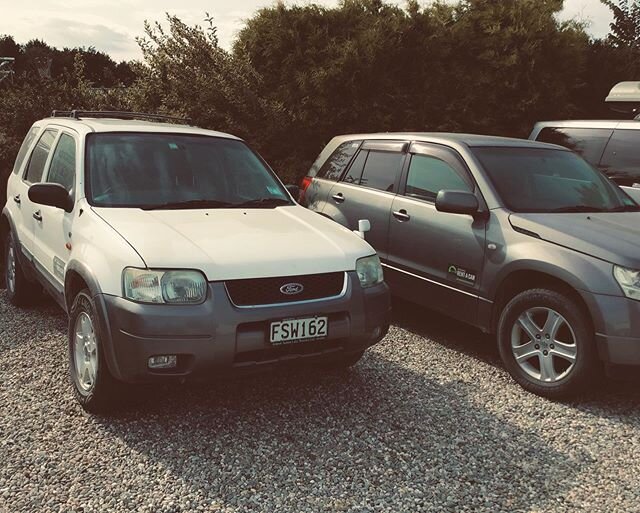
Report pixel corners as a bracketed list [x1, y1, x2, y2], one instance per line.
[6, 243, 16, 294]
[74, 312, 98, 392]
[511, 307, 578, 383]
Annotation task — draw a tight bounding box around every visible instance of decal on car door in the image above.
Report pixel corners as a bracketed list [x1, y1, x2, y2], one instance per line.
[448, 265, 477, 286]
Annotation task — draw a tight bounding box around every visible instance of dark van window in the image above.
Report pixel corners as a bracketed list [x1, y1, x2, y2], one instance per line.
[317, 141, 362, 181]
[358, 151, 404, 193]
[406, 154, 472, 201]
[12, 127, 40, 175]
[536, 127, 612, 166]
[600, 130, 640, 186]
[24, 129, 57, 183]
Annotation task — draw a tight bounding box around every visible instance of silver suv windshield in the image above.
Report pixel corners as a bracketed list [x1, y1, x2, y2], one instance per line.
[472, 147, 639, 213]
[85, 133, 291, 209]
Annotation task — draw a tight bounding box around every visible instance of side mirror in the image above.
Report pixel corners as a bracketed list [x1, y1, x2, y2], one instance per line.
[354, 219, 371, 239]
[28, 183, 73, 212]
[286, 184, 300, 200]
[435, 190, 479, 216]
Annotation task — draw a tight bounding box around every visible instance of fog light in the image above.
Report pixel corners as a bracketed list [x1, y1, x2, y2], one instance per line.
[148, 355, 177, 369]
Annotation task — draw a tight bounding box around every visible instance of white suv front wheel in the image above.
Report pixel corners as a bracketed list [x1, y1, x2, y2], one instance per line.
[69, 289, 120, 413]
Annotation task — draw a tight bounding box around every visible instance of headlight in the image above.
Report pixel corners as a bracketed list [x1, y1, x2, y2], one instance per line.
[123, 268, 207, 304]
[356, 255, 383, 288]
[614, 265, 640, 301]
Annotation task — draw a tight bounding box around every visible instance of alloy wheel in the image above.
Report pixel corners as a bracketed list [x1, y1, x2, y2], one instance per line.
[74, 312, 98, 392]
[510, 307, 577, 383]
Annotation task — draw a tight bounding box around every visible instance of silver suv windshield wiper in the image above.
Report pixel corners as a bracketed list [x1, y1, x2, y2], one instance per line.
[141, 199, 234, 210]
[231, 197, 291, 208]
[549, 205, 608, 213]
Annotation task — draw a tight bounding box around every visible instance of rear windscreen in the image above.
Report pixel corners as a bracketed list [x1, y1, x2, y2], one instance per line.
[535, 127, 612, 167]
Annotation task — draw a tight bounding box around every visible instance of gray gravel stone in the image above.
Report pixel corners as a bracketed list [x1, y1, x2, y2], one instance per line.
[0, 293, 639, 513]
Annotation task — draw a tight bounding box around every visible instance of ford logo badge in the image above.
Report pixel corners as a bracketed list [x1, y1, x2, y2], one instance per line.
[280, 283, 304, 295]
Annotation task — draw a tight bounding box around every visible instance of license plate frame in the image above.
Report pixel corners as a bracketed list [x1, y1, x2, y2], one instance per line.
[269, 316, 328, 345]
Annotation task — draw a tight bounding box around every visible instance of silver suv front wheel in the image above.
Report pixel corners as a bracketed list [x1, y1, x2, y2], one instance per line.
[497, 288, 598, 399]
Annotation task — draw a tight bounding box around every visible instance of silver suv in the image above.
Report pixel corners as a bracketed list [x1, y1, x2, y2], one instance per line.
[302, 132, 640, 398]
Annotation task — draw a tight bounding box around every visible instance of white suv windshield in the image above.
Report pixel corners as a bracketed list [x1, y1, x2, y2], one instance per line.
[473, 147, 639, 213]
[86, 133, 290, 209]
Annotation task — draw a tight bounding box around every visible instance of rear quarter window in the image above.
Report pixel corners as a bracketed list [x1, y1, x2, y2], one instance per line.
[316, 141, 362, 181]
[12, 126, 41, 175]
[535, 127, 612, 166]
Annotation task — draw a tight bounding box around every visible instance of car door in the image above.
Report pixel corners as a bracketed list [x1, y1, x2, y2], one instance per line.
[385, 142, 487, 327]
[17, 127, 58, 262]
[32, 130, 77, 296]
[322, 140, 408, 259]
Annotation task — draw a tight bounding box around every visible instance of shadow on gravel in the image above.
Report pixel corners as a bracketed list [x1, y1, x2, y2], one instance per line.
[391, 297, 640, 422]
[95, 355, 579, 512]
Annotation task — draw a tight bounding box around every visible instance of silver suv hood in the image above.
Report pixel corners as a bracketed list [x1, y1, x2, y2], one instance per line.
[509, 212, 640, 269]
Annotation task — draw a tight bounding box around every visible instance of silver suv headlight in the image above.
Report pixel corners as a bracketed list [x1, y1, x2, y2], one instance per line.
[613, 265, 640, 301]
[356, 255, 383, 288]
[123, 268, 208, 304]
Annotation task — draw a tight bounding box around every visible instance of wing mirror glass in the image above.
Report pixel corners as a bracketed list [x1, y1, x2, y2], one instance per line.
[435, 190, 479, 216]
[28, 183, 73, 212]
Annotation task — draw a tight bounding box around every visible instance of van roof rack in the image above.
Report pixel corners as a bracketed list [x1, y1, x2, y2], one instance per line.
[51, 110, 191, 124]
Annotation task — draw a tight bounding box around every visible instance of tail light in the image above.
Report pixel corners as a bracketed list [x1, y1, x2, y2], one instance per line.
[299, 176, 313, 204]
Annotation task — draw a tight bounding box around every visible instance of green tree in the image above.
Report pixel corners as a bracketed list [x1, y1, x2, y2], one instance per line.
[602, 0, 640, 48]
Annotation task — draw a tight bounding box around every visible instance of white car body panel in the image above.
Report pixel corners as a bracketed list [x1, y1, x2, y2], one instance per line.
[92, 204, 373, 281]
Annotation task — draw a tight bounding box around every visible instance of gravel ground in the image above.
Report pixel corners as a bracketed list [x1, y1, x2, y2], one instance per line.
[1, 292, 639, 513]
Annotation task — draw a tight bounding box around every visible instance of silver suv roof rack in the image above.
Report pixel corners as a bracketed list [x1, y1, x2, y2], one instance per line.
[51, 110, 191, 124]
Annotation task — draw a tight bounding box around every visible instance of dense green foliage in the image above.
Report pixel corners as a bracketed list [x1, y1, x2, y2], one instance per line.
[1, 0, 640, 200]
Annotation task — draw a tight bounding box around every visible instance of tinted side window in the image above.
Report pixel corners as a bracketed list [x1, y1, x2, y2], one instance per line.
[600, 130, 640, 186]
[47, 133, 76, 192]
[317, 140, 362, 181]
[536, 127, 612, 166]
[406, 154, 471, 201]
[12, 127, 40, 175]
[342, 150, 368, 184]
[25, 129, 57, 183]
[358, 151, 404, 192]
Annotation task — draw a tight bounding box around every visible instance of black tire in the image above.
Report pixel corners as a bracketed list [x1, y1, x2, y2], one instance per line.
[4, 231, 40, 306]
[323, 350, 365, 370]
[497, 288, 599, 399]
[68, 289, 121, 413]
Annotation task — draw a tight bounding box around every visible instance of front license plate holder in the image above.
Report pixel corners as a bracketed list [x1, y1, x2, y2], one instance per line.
[269, 316, 328, 345]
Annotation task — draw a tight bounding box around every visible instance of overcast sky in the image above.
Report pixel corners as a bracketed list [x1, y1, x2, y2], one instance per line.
[0, 0, 614, 62]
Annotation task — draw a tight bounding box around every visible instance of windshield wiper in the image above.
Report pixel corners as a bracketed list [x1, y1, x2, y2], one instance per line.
[142, 199, 234, 210]
[549, 206, 607, 213]
[606, 204, 640, 212]
[231, 197, 291, 208]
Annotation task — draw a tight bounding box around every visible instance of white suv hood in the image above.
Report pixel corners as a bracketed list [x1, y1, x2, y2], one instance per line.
[93, 205, 374, 280]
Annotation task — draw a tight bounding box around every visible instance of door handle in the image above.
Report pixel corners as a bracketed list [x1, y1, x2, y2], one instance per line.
[13, 194, 20, 205]
[332, 193, 345, 203]
[33, 211, 42, 222]
[393, 209, 411, 222]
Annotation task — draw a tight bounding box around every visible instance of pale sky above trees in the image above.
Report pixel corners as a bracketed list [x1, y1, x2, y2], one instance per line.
[0, 0, 614, 61]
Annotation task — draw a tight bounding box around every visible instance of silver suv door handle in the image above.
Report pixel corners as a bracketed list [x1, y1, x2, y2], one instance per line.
[393, 209, 411, 222]
[13, 194, 21, 205]
[332, 193, 345, 203]
[33, 211, 42, 222]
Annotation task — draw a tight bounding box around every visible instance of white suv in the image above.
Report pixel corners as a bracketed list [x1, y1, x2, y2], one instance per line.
[1, 111, 390, 412]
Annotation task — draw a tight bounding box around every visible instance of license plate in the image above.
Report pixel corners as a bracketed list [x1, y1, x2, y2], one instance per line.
[269, 317, 328, 345]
